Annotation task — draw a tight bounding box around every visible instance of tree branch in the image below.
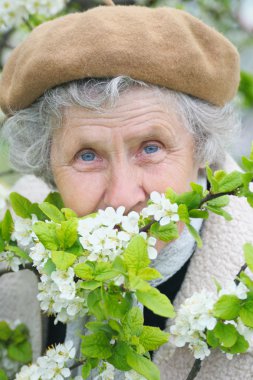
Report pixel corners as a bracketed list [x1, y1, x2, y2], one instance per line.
[199, 190, 236, 208]
[185, 358, 201, 380]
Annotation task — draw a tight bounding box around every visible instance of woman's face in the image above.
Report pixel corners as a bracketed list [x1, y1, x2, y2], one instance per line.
[51, 88, 200, 217]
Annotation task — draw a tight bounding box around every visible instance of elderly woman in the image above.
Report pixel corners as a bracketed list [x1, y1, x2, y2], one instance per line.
[1, 3, 253, 380]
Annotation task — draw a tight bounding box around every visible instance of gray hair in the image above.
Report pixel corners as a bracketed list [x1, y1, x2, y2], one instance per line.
[1, 76, 240, 186]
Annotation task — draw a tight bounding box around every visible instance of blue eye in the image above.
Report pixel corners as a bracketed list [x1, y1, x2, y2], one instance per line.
[80, 151, 96, 161]
[144, 145, 159, 154]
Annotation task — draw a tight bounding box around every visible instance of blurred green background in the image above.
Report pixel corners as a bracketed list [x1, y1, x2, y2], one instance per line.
[0, 0, 253, 189]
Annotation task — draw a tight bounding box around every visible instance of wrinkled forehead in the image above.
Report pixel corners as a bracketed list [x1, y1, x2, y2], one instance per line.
[61, 86, 181, 129]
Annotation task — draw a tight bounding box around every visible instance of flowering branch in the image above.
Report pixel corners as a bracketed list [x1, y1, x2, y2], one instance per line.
[1, 147, 253, 379]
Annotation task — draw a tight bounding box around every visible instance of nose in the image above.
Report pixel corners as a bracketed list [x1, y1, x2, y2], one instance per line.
[103, 164, 147, 213]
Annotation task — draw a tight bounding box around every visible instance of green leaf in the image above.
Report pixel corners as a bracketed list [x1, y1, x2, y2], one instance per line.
[102, 291, 132, 319]
[29, 203, 47, 221]
[43, 192, 64, 210]
[242, 156, 253, 172]
[51, 250, 77, 271]
[186, 224, 202, 248]
[214, 170, 226, 182]
[85, 322, 114, 335]
[81, 362, 92, 379]
[7, 340, 32, 364]
[0, 369, 8, 380]
[239, 71, 253, 108]
[222, 334, 249, 355]
[61, 208, 77, 219]
[213, 295, 241, 320]
[217, 171, 242, 193]
[122, 307, 144, 338]
[244, 243, 253, 273]
[206, 165, 219, 193]
[126, 348, 160, 380]
[33, 222, 58, 250]
[9, 192, 32, 218]
[213, 322, 238, 347]
[0, 234, 4, 252]
[10, 323, 29, 344]
[87, 288, 105, 321]
[188, 209, 209, 219]
[175, 191, 202, 210]
[56, 219, 78, 249]
[39, 202, 65, 223]
[0, 321, 12, 342]
[139, 326, 169, 351]
[2, 210, 13, 242]
[239, 301, 253, 327]
[79, 280, 102, 290]
[6, 244, 32, 262]
[206, 329, 219, 348]
[81, 332, 113, 359]
[150, 222, 179, 242]
[138, 267, 162, 281]
[136, 285, 175, 318]
[190, 182, 204, 195]
[112, 256, 127, 274]
[123, 235, 150, 275]
[108, 320, 121, 333]
[108, 341, 132, 371]
[43, 258, 56, 275]
[74, 263, 94, 280]
[94, 262, 119, 281]
[207, 195, 229, 208]
[165, 188, 177, 203]
[206, 205, 232, 221]
[239, 271, 253, 290]
[177, 204, 190, 224]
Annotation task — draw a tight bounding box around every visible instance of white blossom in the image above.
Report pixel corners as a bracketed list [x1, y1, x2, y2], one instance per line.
[15, 341, 75, 380]
[141, 191, 179, 226]
[11, 214, 38, 250]
[97, 206, 125, 227]
[121, 211, 140, 234]
[94, 362, 115, 380]
[170, 290, 217, 359]
[236, 318, 253, 349]
[0, 1, 27, 32]
[0, 251, 25, 272]
[37, 270, 87, 323]
[219, 281, 248, 300]
[0, 0, 68, 32]
[139, 232, 158, 260]
[189, 339, 211, 360]
[29, 242, 51, 271]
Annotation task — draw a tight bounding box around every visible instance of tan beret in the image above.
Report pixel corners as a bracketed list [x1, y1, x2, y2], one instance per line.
[0, 5, 240, 115]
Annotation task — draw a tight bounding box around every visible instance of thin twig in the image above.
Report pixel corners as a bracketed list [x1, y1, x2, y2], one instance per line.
[185, 359, 201, 380]
[234, 263, 248, 285]
[199, 191, 236, 208]
[70, 359, 86, 371]
[139, 220, 155, 233]
[22, 17, 33, 31]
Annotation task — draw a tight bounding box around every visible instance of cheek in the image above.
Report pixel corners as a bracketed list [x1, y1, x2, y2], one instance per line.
[143, 157, 198, 196]
[53, 169, 105, 217]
